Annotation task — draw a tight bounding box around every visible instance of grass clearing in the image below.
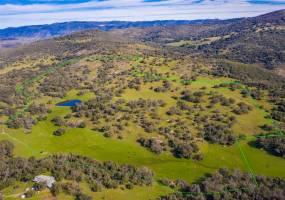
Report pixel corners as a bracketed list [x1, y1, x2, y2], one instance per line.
[1, 76, 284, 186]
[1, 55, 284, 199]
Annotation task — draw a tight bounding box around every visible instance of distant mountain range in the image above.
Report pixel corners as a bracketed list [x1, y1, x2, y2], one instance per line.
[0, 19, 238, 39]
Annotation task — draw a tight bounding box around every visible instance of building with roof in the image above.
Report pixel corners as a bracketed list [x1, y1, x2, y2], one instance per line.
[33, 175, 56, 188]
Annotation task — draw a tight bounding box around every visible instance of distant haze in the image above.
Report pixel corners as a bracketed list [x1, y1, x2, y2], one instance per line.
[0, 0, 285, 28]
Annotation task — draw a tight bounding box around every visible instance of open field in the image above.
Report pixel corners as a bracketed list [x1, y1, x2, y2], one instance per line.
[0, 69, 284, 199]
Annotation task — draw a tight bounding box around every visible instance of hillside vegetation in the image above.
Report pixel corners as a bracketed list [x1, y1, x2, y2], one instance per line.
[114, 10, 285, 71]
[0, 10, 284, 200]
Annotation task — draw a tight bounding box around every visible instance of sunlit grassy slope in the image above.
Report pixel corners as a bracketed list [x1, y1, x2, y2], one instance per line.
[0, 54, 284, 200]
[0, 74, 284, 199]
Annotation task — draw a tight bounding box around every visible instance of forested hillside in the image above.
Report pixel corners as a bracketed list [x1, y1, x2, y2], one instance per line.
[114, 10, 285, 71]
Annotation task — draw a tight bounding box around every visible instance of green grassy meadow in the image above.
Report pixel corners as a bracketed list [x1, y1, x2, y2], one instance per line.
[1, 75, 284, 199]
[0, 56, 284, 200]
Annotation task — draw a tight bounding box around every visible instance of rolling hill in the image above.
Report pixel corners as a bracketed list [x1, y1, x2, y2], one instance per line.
[0, 9, 284, 200]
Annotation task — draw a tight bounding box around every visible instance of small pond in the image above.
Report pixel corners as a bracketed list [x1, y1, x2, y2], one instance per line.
[56, 99, 82, 107]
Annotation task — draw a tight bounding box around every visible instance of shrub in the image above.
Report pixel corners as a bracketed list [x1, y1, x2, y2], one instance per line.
[137, 138, 164, 154]
[253, 136, 285, 158]
[53, 128, 66, 136]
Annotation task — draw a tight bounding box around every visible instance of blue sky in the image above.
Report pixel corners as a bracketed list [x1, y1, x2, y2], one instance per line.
[0, 0, 284, 28]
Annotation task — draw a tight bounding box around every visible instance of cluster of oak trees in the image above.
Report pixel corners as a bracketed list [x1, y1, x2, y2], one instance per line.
[38, 65, 88, 98]
[212, 60, 285, 93]
[197, 29, 285, 69]
[0, 140, 153, 199]
[253, 136, 285, 158]
[159, 168, 285, 200]
[5, 103, 51, 130]
[70, 68, 252, 159]
[212, 60, 285, 156]
[178, 90, 241, 145]
[272, 100, 285, 123]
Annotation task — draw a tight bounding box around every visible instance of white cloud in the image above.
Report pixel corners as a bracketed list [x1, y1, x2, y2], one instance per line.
[0, 0, 284, 28]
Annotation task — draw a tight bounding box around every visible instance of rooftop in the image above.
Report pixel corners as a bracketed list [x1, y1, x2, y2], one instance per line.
[33, 175, 56, 188]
